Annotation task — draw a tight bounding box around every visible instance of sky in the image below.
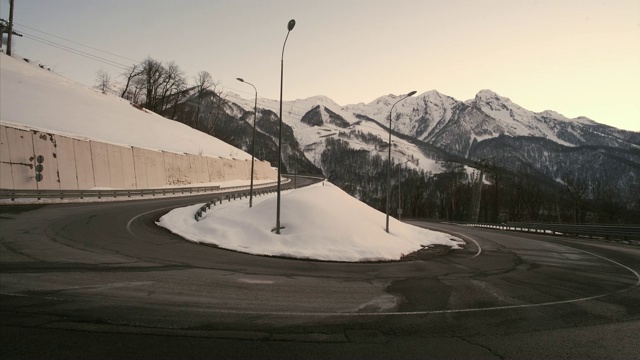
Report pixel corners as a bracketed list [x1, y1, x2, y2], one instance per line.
[1, 0, 638, 131]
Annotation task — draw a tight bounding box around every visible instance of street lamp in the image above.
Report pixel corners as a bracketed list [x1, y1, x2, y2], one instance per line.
[236, 77, 257, 208]
[386, 90, 417, 233]
[275, 19, 296, 234]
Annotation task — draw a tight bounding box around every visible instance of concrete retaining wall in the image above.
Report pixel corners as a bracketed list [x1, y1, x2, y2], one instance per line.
[0, 124, 277, 190]
[0, 125, 14, 189]
[55, 135, 79, 190]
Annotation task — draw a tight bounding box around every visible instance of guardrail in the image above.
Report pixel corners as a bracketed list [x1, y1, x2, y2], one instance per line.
[0, 180, 281, 202]
[194, 188, 279, 221]
[194, 174, 325, 221]
[459, 222, 640, 242]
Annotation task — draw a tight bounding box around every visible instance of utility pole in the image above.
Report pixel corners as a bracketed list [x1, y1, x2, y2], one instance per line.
[6, 0, 14, 56]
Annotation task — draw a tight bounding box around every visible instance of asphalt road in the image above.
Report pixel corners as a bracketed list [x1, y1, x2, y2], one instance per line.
[1, 182, 639, 359]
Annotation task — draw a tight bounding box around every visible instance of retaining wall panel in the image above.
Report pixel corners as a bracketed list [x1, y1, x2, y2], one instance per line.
[177, 153, 191, 185]
[6, 127, 36, 189]
[132, 147, 148, 189]
[152, 150, 166, 188]
[73, 139, 95, 189]
[186, 154, 199, 184]
[197, 155, 209, 183]
[32, 131, 60, 190]
[90, 141, 111, 188]
[120, 146, 137, 189]
[55, 135, 79, 190]
[207, 157, 224, 182]
[106, 144, 125, 189]
[221, 158, 235, 181]
[138, 147, 165, 188]
[164, 152, 188, 186]
[0, 125, 14, 189]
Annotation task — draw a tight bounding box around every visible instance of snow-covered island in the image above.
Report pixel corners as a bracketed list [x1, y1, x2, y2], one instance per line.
[158, 181, 464, 262]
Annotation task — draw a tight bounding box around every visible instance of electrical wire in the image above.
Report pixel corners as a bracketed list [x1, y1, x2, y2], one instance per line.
[14, 22, 140, 63]
[20, 33, 132, 71]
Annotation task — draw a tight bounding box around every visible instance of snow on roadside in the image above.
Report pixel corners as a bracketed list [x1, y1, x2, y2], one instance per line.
[157, 181, 464, 262]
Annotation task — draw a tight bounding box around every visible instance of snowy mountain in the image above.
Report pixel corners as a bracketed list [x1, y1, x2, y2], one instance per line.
[228, 88, 638, 165]
[219, 87, 639, 212]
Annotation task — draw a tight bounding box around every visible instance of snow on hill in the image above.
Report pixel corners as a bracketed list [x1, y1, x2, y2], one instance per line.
[0, 54, 252, 160]
[229, 93, 444, 175]
[226, 82, 638, 180]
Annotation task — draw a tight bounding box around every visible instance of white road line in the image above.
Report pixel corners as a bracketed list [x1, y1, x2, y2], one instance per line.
[409, 222, 482, 259]
[205, 233, 639, 317]
[126, 205, 189, 237]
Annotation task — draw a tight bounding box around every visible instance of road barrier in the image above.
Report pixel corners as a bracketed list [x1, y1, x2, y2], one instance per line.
[194, 188, 280, 221]
[458, 222, 640, 242]
[193, 175, 325, 221]
[0, 181, 281, 202]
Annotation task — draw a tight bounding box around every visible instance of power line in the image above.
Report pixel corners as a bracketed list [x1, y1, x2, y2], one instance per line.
[14, 22, 140, 63]
[21, 33, 131, 71]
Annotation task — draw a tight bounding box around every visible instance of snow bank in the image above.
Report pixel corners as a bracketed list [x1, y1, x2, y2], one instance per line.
[157, 181, 464, 262]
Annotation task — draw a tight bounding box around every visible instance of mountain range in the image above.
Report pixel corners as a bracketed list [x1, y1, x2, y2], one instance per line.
[226, 90, 637, 174]
[168, 86, 640, 221]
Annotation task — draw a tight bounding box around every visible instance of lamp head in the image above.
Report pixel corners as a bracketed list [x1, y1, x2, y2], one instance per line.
[236, 78, 244, 82]
[288, 19, 296, 31]
[407, 90, 417, 97]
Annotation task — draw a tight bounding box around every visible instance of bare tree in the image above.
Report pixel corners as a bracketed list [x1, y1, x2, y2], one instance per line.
[94, 68, 112, 94]
[205, 82, 227, 134]
[156, 61, 185, 113]
[120, 64, 143, 98]
[141, 57, 165, 111]
[194, 71, 214, 96]
[562, 172, 588, 224]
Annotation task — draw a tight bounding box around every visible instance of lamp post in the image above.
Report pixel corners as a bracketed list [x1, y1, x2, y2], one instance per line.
[236, 78, 257, 208]
[386, 90, 417, 233]
[275, 19, 296, 234]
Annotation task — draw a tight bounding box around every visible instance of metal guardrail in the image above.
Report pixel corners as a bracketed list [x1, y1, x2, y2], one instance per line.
[0, 181, 281, 201]
[459, 222, 640, 242]
[194, 175, 325, 221]
[194, 188, 279, 221]
[0, 186, 222, 200]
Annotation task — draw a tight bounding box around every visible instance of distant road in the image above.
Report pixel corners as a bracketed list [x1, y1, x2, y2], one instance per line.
[1, 184, 639, 359]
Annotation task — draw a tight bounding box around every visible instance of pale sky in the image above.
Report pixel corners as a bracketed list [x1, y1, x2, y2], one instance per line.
[1, 0, 639, 131]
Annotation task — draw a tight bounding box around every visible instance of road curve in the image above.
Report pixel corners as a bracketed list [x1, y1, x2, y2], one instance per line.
[1, 188, 639, 359]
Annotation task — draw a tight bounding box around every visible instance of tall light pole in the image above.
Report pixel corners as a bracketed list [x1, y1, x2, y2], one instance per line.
[386, 91, 417, 233]
[275, 19, 296, 234]
[236, 78, 257, 208]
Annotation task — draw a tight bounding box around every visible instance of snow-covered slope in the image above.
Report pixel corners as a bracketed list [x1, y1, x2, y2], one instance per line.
[0, 54, 252, 160]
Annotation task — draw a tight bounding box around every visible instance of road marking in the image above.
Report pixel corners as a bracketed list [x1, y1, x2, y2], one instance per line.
[449, 230, 482, 259]
[126, 205, 189, 237]
[408, 222, 482, 259]
[238, 278, 275, 284]
[200, 237, 639, 317]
